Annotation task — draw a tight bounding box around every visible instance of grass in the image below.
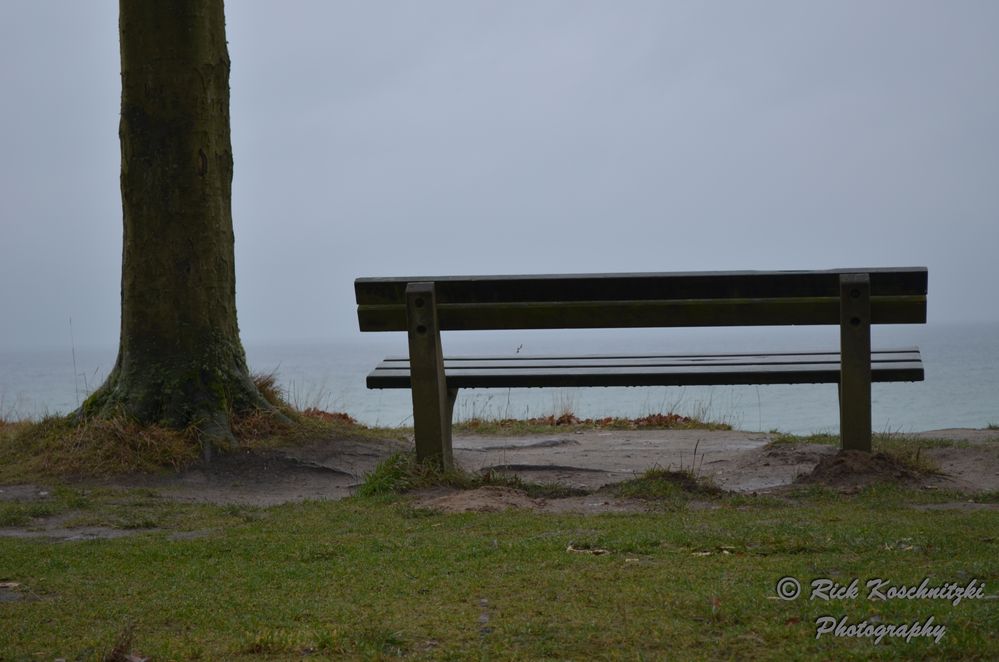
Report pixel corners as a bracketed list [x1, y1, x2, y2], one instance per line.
[0, 501, 61, 527]
[1, 377, 994, 656]
[454, 411, 731, 436]
[1, 394, 996, 659]
[608, 440, 725, 505]
[0, 485, 996, 660]
[0, 414, 202, 481]
[358, 451, 588, 499]
[236, 372, 408, 447]
[613, 466, 724, 502]
[0, 374, 408, 482]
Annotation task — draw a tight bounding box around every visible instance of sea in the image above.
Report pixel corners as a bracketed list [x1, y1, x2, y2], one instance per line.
[1, 322, 996, 435]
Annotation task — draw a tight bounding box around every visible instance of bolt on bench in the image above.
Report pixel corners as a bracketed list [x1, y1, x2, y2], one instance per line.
[355, 268, 927, 468]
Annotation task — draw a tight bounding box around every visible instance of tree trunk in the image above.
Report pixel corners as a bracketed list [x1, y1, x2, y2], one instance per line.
[83, 0, 271, 450]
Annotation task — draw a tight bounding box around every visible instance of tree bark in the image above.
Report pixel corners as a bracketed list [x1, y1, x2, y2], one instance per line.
[83, 0, 270, 449]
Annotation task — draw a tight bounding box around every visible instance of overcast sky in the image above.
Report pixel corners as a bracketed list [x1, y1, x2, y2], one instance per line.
[1, 1, 997, 350]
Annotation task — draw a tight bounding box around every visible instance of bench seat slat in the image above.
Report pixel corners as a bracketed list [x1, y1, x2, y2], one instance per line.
[355, 268, 928, 305]
[380, 347, 921, 362]
[377, 350, 922, 369]
[358, 296, 926, 331]
[367, 349, 924, 389]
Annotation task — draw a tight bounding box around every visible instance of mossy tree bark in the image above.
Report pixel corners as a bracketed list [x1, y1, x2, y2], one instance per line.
[84, 0, 272, 450]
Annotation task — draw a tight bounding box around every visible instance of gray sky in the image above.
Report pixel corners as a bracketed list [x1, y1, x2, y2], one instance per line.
[1, 1, 997, 349]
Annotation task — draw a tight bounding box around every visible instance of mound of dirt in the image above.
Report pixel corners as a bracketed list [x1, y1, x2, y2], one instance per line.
[415, 486, 543, 513]
[615, 469, 724, 498]
[795, 450, 922, 490]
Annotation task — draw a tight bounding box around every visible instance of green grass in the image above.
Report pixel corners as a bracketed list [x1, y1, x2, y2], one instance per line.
[0, 486, 997, 660]
[0, 501, 61, 527]
[613, 466, 724, 504]
[1, 397, 994, 657]
[358, 451, 588, 499]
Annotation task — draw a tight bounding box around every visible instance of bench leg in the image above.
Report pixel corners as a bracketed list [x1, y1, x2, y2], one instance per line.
[445, 387, 458, 449]
[839, 274, 872, 452]
[406, 282, 454, 469]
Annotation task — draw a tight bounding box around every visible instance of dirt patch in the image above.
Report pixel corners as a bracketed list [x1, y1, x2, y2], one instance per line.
[794, 450, 923, 491]
[483, 463, 607, 474]
[0, 588, 24, 603]
[411, 486, 654, 514]
[539, 494, 654, 514]
[454, 428, 999, 497]
[454, 429, 770, 491]
[105, 436, 409, 506]
[415, 486, 544, 513]
[0, 485, 54, 502]
[1, 428, 997, 519]
[705, 443, 836, 493]
[0, 582, 36, 603]
[921, 445, 999, 493]
[911, 502, 999, 512]
[0, 522, 143, 542]
[467, 438, 581, 451]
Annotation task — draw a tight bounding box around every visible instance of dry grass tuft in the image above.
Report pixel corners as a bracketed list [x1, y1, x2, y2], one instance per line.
[251, 371, 286, 408]
[301, 408, 358, 425]
[456, 410, 730, 434]
[0, 414, 200, 480]
[229, 407, 292, 441]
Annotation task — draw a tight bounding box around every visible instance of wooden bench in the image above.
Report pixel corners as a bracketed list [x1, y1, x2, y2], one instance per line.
[355, 268, 927, 468]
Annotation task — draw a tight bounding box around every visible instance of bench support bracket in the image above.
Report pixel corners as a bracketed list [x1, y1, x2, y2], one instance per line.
[406, 282, 454, 468]
[839, 274, 872, 452]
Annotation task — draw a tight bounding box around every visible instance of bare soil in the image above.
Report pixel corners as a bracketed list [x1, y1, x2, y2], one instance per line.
[794, 450, 922, 490]
[1, 428, 996, 524]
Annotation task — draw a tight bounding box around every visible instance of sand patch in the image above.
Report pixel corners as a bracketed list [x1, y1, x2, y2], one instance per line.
[921, 445, 999, 493]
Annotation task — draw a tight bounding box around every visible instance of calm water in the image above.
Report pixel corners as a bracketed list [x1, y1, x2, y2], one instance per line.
[1, 322, 996, 435]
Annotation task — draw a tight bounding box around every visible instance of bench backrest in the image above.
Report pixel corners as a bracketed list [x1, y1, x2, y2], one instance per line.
[355, 267, 927, 332]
